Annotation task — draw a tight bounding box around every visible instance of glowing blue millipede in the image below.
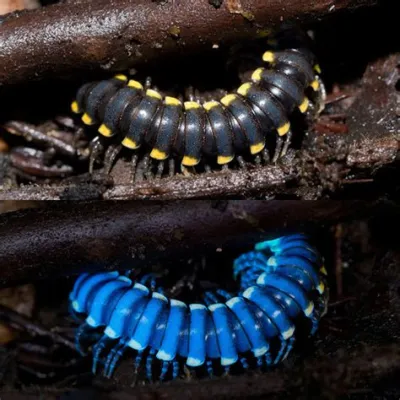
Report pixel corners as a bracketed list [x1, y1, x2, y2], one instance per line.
[69, 233, 329, 381]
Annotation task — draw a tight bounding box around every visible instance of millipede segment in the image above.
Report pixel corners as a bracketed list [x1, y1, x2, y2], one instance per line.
[70, 28, 325, 176]
[69, 233, 328, 382]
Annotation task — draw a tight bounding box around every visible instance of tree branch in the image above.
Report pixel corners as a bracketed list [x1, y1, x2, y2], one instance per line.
[0, 0, 378, 86]
[0, 200, 372, 287]
[0, 304, 75, 350]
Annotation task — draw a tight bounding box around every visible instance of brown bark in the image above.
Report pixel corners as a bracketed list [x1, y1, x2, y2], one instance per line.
[0, 200, 372, 287]
[0, 0, 378, 85]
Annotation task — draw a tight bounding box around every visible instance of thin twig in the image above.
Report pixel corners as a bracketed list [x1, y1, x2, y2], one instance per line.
[0, 304, 76, 350]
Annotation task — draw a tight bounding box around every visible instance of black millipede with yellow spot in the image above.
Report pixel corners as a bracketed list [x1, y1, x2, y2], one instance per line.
[71, 32, 324, 169]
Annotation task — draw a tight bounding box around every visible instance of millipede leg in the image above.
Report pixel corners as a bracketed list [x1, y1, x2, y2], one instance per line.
[72, 126, 85, 147]
[75, 322, 91, 355]
[134, 351, 144, 374]
[273, 137, 283, 163]
[316, 291, 329, 316]
[261, 147, 270, 164]
[89, 137, 104, 174]
[156, 161, 165, 179]
[237, 155, 246, 169]
[221, 164, 229, 171]
[145, 76, 152, 89]
[281, 131, 292, 158]
[305, 101, 317, 127]
[202, 293, 213, 307]
[215, 289, 233, 300]
[136, 155, 148, 181]
[146, 348, 156, 382]
[92, 336, 112, 374]
[203, 291, 219, 305]
[139, 274, 152, 286]
[314, 75, 326, 114]
[142, 155, 153, 180]
[160, 361, 170, 381]
[206, 360, 214, 377]
[150, 277, 157, 292]
[183, 365, 193, 380]
[157, 286, 165, 296]
[240, 357, 249, 370]
[68, 303, 83, 323]
[105, 341, 126, 378]
[104, 144, 122, 174]
[168, 158, 175, 177]
[181, 164, 195, 176]
[278, 336, 294, 363]
[172, 360, 180, 380]
[185, 86, 195, 102]
[139, 273, 161, 292]
[130, 154, 138, 183]
[264, 351, 272, 366]
[274, 339, 287, 364]
[310, 315, 319, 335]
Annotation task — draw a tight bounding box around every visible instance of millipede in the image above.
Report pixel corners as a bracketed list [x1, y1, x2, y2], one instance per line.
[70, 26, 325, 177]
[69, 233, 329, 381]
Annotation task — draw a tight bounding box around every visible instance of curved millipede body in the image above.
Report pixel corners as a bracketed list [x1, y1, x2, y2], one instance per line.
[70, 28, 325, 174]
[69, 233, 329, 381]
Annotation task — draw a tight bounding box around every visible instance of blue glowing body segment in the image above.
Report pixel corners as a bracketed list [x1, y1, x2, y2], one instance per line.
[268, 255, 325, 294]
[104, 283, 149, 339]
[86, 276, 132, 327]
[157, 300, 187, 362]
[209, 303, 239, 366]
[243, 286, 295, 340]
[69, 273, 89, 303]
[186, 304, 208, 367]
[226, 297, 269, 357]
[254, 234, 308, 252]
[256, 274, 314, 317]
[128, 292, 168, 351]
[206, 312, 220, 359]
[71, 271, 119, 313]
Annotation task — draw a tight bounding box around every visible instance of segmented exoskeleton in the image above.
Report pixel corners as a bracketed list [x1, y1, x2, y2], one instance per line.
[70, 27, 325, 177]
[69, 233, 328, 381]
